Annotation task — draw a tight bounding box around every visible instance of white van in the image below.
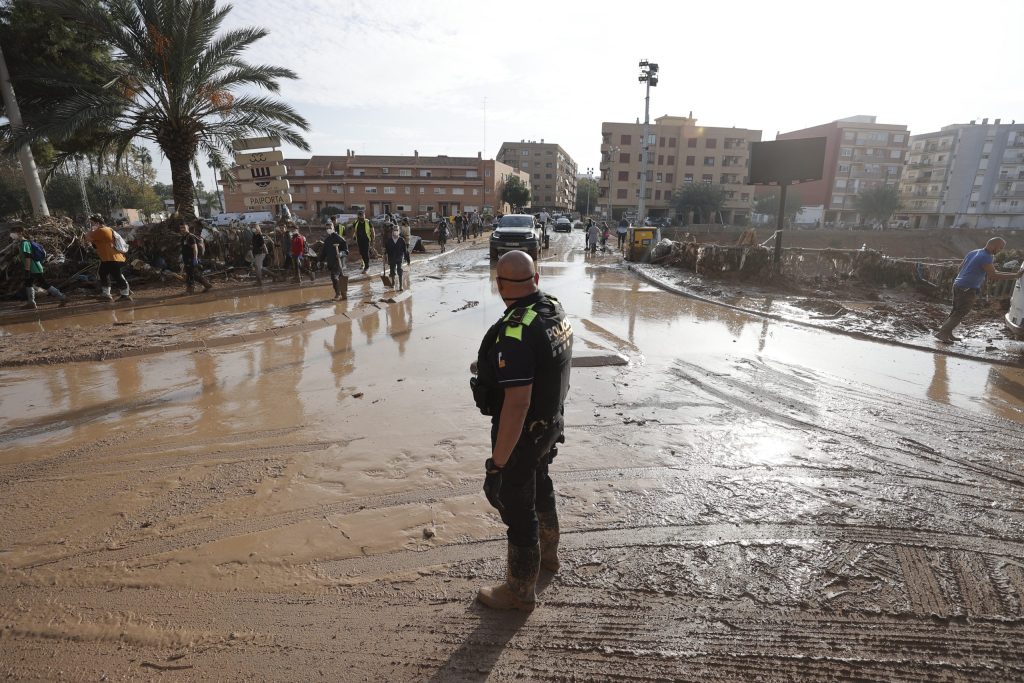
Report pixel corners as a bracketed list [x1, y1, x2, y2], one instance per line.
[1006, 277, 1024, 338]
[240, 211, 274, 224]
[213, 212, 242, 226]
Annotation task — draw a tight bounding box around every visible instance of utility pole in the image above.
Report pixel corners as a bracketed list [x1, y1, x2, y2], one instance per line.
[636, 59, 658, 225]
[585, 167, 593, 217]
[606, 145, 620, 221]
[0, 40, 49, 217]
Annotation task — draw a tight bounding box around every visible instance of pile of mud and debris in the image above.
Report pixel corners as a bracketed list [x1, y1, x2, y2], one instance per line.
[639, 236, 1024, 363]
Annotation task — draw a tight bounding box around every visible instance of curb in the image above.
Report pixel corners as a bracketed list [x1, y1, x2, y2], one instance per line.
[628, 264, 1023, 369]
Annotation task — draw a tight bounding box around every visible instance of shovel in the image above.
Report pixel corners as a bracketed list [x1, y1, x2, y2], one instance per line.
[380, 259, 394, 288]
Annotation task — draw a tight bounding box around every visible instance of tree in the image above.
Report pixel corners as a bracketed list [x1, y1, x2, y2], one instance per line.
[11, 0, 310, 219]
[0, 161, 30, 218]
[672, 183, 727, 224]
[854, 185, 900, 228]
[501, 175, 530, 211]
[754, 189, 803, 225]
[575, 177, 599, 216]
[320, 205, 345, 217]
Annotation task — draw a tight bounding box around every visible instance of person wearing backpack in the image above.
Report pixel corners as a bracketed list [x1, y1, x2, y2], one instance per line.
[85, 213, 132, 302]
[9, 225, 67, 309]
[177, 221, 212, 294]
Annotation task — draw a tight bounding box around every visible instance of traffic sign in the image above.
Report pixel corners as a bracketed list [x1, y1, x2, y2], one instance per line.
[241, 179, 290, 193]
[245, 193, 292, 208]
[236, 164, 288, 180]
[234, 150, 284, 166]
[232, 135, 281, 151]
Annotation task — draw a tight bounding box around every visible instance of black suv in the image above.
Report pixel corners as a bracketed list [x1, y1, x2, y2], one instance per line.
[490, 214, 539, 260]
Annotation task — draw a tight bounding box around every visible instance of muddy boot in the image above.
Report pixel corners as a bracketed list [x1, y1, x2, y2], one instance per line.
[477, 542, 539, 612]
[22, 286, 37, 309]
[99, 287, 113, 302]
[332, 280, 340, 299]
[338, 275, 348, 300]
[537, 509, 560, 573]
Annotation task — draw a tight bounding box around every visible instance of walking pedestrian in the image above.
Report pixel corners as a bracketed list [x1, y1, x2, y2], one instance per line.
[461, 212, 470, 242]
[435, 217, 450, 253]
[320, 224, 348, 299]
[616, 217, 629, 252]
[9, 224, 67, 309]
[383, 225, 411, 291]
[471, 250, 573, 611]
[600, 223, 611, 253]
[471, 211, 482, 239]
[85, 213, 132, 302]
[586, 220, 599, 255]
[251, 225, 268, 286]
[352, 209, 374, 273]
[454, 213, 465, 243]
[934, 237, 1024, 343]
[278, 224, 292, 270]
[177, 221, 212, 294]
[289, 223, 313, 283]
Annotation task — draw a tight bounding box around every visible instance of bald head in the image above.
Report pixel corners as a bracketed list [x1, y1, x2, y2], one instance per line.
[986, 237, 1006, 253]
[496, 250, 539, 302]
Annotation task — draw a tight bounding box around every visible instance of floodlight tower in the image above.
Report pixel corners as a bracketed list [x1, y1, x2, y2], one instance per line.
[636, 59, 658, 224]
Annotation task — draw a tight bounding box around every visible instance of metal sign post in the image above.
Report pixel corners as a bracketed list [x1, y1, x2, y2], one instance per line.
[232, 137, 290, 220]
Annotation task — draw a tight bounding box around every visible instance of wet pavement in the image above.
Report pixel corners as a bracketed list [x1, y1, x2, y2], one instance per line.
[2, 232, 1024, 680]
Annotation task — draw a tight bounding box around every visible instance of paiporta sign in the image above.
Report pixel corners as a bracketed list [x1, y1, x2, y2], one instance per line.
[236, 164, 288, 180]
[246, 193, 292, 208]
[231, 136, 292, 211]
[241, 178, 290, 194]
[233, 149, 285, 166]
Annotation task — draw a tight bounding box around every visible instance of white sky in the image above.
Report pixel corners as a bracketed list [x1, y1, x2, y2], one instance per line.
[158, 0, 1024, 187]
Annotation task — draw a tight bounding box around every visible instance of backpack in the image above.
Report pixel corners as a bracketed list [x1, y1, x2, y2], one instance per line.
[28, 241, 46, 262]
[111, 229, 129, 254]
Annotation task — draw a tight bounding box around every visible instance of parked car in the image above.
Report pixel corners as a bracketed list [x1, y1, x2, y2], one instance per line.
[572, 220, 585, 230]
[489, 214, 539, 260]
[553, 217, 572, 233]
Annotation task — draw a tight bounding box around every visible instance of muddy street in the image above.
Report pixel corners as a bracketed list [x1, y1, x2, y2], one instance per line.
[2, 232, 1024, 681]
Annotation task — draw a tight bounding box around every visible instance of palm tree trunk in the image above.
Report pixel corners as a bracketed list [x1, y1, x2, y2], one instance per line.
[168, 152, 197, 219]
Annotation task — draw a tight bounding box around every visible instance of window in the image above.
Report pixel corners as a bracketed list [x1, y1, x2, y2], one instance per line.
[890, 150, 901, 159]
[381, 168, 389, 175]
[292, 203, 305, 210]
[667, 155, 675, 166]
[617, 188, 627, 198]
[485, 170, 492, 177]
[838, 164, 851, 173]
[658, 155, 664, 165]
[741, 192, 749, 200]
[545, 150, 553, 155]
[420, 170, 432, 177]
[545, 163, 553, 168]
[619, 153, 630, 163]
[655, 190, 662, 199]
[365, 187, 377, 194]
[384, 186, 396, 194]
[659, 137, 666, 148]
[400, 169, 412, 177]
[313, 186, 321, 193]
[844, 131, 855, 141]
[521, 161, 529, 168]
[545, 174, 553, 179]
[405, 187, 411, 195]
[684, 173, 693, 183]
[520, 150, 528, 156]
[840, 147, 853, 157]
[704, 157, 715, 166]
[433, 187, 444, 195]
[702, 174, 713, 183]
[620, 134, 632, 145]
[656, 173, 663, 183]
[466, 170, 478, 178]
[473, 189, 480, 196]
[452, 188, 465, 195]
[330, 186, 342, 194]
[533, 173, 540, 179]
[705, 138, 717, 149]
[295, 169, 305, 177]
[419, 187, 425, 194]
[348, 186, 355, 193]
[353, 169, 365, 177]
[894, 134, 905, 143]
[686, 156, 695, 166]
[666, 173, 674, 184]
[835, 179, 847, 189]
[688, 138, 698, 148]
[617, 171, 628, 181]
[646, 134, 656, 145]
[333, 170, 344, 176]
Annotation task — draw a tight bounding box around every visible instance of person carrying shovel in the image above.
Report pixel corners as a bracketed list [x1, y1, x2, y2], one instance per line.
[383, 225, 411, 292]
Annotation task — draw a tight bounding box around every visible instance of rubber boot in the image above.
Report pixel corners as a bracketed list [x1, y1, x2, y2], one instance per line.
[477, 542, 540, 612]
[332, 280, 340, 299]
[100, 286, 113, 301]
[537, 509, 561, 573]
[46, 286, 68, 307]
[22, 286, 37, 310]
[338, 275, 348, 300]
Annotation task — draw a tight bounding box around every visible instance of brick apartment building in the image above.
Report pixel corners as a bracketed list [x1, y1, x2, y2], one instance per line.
[775, 115, 909, 226]
[599, 115, 761, 224]
[899, 118, 1024, 230]
[495, 140, 578, 212]
[222, 151, 530, 222]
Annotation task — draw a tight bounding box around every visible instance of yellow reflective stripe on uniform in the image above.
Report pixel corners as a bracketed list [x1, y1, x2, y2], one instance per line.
[521, 309, 538, 326]
[502, 302, 539, 340]
[505, 325, 524, 341]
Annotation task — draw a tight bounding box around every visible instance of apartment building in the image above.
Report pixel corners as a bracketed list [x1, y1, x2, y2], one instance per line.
[599, 114, 761, 224]
[775, 115, 909, 226]
[495, 140, 578, 212]
[899, 118, 1024, 229]
[222, 151, 530, 222]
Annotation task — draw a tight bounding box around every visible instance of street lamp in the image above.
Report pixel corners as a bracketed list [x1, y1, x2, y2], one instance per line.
[585, 167, 593, 217]
[637, 59, 659, 225]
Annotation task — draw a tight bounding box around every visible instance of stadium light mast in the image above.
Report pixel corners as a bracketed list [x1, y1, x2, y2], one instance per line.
[636, 60, 658, 225]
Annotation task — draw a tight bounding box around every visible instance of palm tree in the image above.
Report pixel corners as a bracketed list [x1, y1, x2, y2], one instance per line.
[11, 0, 309, 218]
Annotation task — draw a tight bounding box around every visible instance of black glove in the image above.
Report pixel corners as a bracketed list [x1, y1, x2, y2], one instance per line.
[483, 458, 504, 513]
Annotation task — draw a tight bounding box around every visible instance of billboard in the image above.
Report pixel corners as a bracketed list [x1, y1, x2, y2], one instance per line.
[749, 137, 827, 185]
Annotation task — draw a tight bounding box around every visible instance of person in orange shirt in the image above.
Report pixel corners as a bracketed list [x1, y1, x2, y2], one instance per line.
[84, 213, 132, 302]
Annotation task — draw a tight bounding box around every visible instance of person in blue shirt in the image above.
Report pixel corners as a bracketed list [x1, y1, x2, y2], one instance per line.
[934, 237, 1024, 343]
[10, 225, 66, 309]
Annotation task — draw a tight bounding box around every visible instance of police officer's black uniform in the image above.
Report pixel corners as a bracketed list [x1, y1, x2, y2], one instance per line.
[472, 289, 572, 610]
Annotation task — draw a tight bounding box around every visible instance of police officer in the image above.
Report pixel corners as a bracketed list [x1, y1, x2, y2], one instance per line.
[471, 250, 573, 611]
[351, 209, 374, 273]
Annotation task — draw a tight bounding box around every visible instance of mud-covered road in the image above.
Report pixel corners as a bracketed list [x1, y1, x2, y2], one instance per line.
[2, 233, 1024, 681]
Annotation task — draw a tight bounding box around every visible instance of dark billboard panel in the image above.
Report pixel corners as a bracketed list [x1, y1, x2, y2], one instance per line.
[749, 137, 827, 185]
